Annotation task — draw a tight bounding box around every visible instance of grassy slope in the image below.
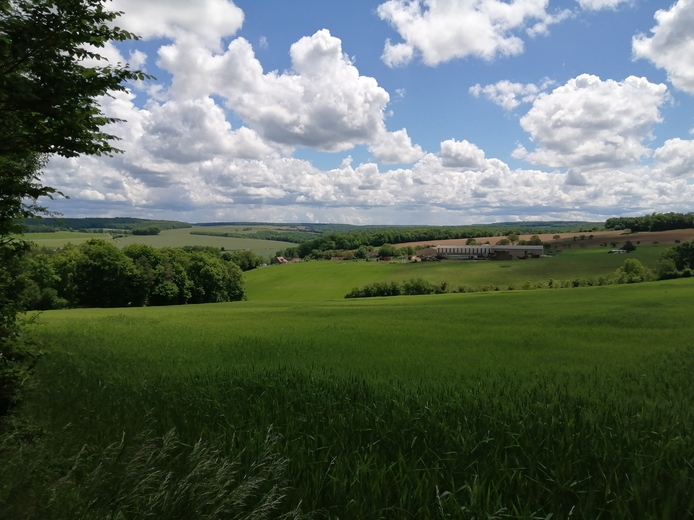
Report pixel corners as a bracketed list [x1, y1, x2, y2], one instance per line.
[244, 244, 668, 301]
[32, 278, 692, 380]
[10, 280, 693, 518]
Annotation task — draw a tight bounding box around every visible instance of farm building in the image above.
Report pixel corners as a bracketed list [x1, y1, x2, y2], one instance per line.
[418, 244, 544, 260]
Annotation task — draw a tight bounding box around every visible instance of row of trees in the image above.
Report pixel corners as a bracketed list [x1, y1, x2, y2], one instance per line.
[605, 212, 694, 232]
[21, 240, 246, 310]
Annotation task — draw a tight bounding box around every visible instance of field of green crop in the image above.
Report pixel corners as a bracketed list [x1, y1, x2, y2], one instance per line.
[25, 226, 291, 257]
[244, 245, 669, 300]
[3, 280, 693, 519]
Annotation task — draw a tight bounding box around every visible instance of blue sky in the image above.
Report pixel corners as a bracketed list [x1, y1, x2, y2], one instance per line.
[44, 0, 694, 224]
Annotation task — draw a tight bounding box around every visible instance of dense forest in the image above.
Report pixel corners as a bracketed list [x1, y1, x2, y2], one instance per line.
[604, 212, 694, 232]
[17, 240, 248, 310]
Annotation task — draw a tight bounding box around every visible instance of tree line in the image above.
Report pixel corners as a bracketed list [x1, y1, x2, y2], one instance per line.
[21, 217, 191, 233]
[604, 212, 694, 232]
[19, 240, 247, 310]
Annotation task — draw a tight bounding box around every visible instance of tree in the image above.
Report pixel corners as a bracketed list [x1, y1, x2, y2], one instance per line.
[507, 233, 519, 244]
[622, 240, 636, 252]
[614, 259, 653, 284]
[1, 0, 147, 416]
[465, 237, 477, 245]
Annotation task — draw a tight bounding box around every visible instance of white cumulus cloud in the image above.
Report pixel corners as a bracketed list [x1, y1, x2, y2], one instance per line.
[578, 0, 630, 11]
[158, 29, 392, 153]
[377, 0, 570, 66]
[633, 0, 694, 95]
[469, 79, 553, 110]
[438, 139, 487, 169]
[653, 138, 694, 178]
[112, 0, 244, 48]
[370, 129, 425, 164]
[514, 74, 669, 169]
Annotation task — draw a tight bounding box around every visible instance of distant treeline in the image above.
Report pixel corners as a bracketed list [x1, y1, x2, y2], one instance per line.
[21, 217, 191, 233]
[276, 223, 601, 259]
[19, 240, 247, 310]
[190, 229, 318, 244]
[605, 212, 694, 232]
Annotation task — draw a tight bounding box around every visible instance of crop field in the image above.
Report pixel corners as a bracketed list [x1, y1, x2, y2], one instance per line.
[244, 244, 670, 301]
[25, 226, 291, 257]
[3, 280, 694, 519]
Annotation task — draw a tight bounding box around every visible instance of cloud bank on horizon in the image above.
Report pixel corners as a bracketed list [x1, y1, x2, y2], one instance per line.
[44, 0, 694, 225]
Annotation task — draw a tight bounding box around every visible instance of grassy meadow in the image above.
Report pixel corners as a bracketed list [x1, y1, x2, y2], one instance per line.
[3, 280, 694, 518]
[245, 244, 669, 300]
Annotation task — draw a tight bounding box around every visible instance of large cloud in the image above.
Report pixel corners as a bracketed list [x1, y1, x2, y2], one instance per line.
[513, 74, 669, 169]
[438, 139, 487, 169]
[377, 0, 570, 66]
[112, 0, 244, 48]
[653, 138, 694, 178]
[158, 30, 396, 153]
[633, 0, 694, 95]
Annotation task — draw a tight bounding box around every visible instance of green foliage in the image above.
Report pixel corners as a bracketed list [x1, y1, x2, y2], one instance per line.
[622, 240, 636, 252]
[605, 212, 694, 232]
[661, 240, 694, 271]
[0, 0, 150, 157]
[21, 241, 246, 308]
[222, 249, 265, 271]
[614, 258, 653, 284]
[131, 226, 160, 236]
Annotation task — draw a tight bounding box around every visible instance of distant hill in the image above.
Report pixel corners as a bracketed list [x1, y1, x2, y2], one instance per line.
[22, 217, 191, 233]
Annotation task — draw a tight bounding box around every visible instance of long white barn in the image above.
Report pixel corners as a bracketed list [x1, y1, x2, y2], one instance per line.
[418, 244, 544, 260]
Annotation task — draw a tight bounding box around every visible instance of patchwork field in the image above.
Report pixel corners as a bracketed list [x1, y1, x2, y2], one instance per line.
[3, 280, 694, 518]
[26, 226, 291, 257]
[396, 228, 694, 248]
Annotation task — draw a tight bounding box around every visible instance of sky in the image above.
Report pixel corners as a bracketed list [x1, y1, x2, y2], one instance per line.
[43, 0, 694, 225]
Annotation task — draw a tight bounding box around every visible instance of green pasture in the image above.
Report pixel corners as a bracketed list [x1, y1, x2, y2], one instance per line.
[26, 226, 290, 257]
[245, 244, 669, 300]
[4, 279, 692, 518]
[30, 279, 693, 378]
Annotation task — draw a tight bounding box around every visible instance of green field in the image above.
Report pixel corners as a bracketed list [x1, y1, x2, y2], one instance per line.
[3, 280, 694, 518]
[25, 226, 291, 257]
[244, 245, 669, 300]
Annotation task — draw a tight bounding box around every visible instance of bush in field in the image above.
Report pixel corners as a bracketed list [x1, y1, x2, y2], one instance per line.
[131, 226, 160, 236]
[614, 258, 653, 284]
[401, 278, 440, 295]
